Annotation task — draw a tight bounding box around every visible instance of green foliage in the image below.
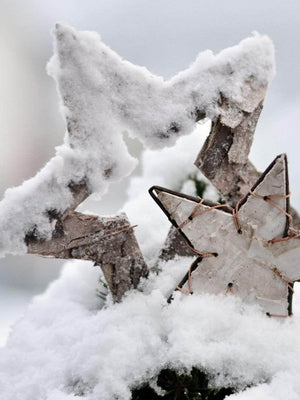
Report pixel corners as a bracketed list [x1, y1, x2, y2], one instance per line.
[96, 277, 108, 301]
[131, 368, 234, 400]
[217, 196, 226, 205]
[188, 173, 226, 206]
[188, 173, 207, 198]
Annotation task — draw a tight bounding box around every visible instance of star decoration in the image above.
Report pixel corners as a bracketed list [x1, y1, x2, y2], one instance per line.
[150, 154, 300, 317]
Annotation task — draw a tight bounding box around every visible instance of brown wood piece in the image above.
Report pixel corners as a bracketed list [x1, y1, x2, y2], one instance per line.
[195, 103, 263, 205]
[159, 226, 195, 261]
[27, 210, 148, 302]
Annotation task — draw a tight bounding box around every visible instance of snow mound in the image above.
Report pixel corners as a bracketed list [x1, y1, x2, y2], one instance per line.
[1, 258, 300, 400]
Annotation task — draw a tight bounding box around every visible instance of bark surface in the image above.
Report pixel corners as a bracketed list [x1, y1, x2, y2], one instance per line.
[27, 183, 148, 302]
[160, 99, 300, 261]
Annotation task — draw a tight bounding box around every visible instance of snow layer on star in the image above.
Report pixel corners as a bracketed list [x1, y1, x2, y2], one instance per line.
[0, 24, 274, 257]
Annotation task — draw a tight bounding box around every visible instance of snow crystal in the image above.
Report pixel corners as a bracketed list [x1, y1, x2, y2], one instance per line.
[0, 23, 274, 257]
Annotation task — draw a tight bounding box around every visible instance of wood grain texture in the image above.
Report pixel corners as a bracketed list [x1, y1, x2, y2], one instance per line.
[27, 183, 148, 302]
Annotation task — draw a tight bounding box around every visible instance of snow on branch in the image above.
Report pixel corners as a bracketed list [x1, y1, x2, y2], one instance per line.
[0, 24, 274, 260]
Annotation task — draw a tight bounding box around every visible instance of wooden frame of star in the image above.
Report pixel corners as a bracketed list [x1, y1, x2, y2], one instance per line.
[150, 154, 300, 317]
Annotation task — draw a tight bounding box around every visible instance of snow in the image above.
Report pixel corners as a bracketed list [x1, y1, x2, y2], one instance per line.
[50, 24, 274, 152]
[123, 122, 214, 264]
[0, 23, 274, 257]
[0, 285, 33, 347]
[1, 258, 300, 399]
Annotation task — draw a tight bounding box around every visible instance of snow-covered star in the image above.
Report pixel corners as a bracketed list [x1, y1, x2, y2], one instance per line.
[150, 154, 300, 317]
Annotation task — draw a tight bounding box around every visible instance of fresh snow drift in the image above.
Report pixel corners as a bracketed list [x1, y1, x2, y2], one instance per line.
[0, 24, 274, 257]
[1, 258, 300, 400]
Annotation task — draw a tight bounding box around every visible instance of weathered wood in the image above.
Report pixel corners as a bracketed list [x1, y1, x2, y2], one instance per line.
[28, 210, 148, 302]
[23, 122, 149, 303]
[195, 103, 263, 205]
[159, 226, 195, 261]
[158, 102, 263, 261]
[152, 155, 300, 316]
[195, 102, 300, 226]
[159, 94, 300, 261]
[26, 176, 148, 303]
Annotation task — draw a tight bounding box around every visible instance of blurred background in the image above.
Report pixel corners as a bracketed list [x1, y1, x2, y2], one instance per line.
[1, 0, 300, 345]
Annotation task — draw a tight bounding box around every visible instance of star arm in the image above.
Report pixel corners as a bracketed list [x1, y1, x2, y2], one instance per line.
[237, 154, 289, 241]
[150, 186, 235, 255]
[52, 24, 274, 152]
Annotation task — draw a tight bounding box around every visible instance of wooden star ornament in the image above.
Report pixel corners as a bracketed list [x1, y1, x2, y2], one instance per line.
[150, 154, 300, 317]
